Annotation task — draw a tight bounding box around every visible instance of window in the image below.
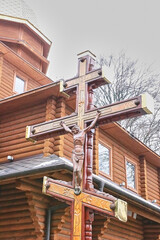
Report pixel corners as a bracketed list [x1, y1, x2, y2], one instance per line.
[14, 76, 25, 94]
[126, 160, 136, 189]
[98, 143, 111, 176]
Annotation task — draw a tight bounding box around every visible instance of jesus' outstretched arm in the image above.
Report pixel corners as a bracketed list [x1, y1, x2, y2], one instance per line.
[60, 121, 72, 134]
[84, 110, 101, 133]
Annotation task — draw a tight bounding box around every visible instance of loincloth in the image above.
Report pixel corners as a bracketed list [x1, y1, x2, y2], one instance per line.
[72, 150, 84, 162]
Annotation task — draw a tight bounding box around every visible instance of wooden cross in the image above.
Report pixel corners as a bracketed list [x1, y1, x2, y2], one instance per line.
[26, 50, 153, 190]
[26, 50, 154, 239]
[42, 176, 127, 240]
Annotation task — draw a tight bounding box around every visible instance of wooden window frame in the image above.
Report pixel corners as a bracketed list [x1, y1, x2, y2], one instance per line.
[13, 73, 27, 94]
[125, 157, 138, 193]
[98, 140, 112, 180]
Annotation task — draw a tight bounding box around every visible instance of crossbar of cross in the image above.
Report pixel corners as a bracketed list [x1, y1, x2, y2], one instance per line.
[26, 92, 153, 141]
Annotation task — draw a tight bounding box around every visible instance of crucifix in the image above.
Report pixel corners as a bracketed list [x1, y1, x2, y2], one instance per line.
[26, 50, 154, 239]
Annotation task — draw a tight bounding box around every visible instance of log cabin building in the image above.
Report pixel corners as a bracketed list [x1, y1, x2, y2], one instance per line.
[0, 1, 160, 239]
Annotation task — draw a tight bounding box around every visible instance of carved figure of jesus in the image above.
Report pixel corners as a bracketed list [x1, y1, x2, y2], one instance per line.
[61, 111, 101, 195]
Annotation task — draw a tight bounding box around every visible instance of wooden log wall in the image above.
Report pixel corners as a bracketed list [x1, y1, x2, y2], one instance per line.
[92, 215, 110, 239]
[143, 221, 160, 240]
[0, 181, 38, 240]
[146, 162, 160, 205]
[27, 77, 42, 91]
[93, 215, 144, 240]
[93, 128, 99, 175]
[0, 177, 69, 240]
[0, 102, 46, 163]
[50, 206, 71, 240]
[0, 58, 41, 99]
[43, 97, 56, 157]
[0, 58, 14, 98]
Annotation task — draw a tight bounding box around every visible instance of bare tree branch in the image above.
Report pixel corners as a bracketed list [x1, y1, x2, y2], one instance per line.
[94, 52, 160, 155]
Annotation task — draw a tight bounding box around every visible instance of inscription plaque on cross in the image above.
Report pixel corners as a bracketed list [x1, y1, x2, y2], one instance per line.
[26, 50, 154, 239]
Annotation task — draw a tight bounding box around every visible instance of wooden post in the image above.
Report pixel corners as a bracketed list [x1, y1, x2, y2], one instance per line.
[139, 155, 148, 200]
[85, 130, 94, 191]
[84, 208, 94, 240]
[54, 97, 66, 157]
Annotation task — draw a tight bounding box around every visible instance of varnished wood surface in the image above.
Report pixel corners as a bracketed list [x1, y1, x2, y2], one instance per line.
[0, 103, 46, 163]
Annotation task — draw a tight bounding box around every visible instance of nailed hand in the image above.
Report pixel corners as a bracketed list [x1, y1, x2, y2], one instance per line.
[60, 121, 65, 126]
[97, 110, 101, 117]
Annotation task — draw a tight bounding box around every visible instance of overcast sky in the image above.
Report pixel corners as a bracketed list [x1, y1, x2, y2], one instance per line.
[26, 0, 160, 81]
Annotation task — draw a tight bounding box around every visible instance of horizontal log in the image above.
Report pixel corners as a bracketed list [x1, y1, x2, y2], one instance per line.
[0, 188, 21, 196]
[54, 139, 64, 145]
[0, 133, 25, 144]
[28, 199, 48, 209]
[0, 149, 43, 163]
[0, 230, 36, 238]
[0, 110, 45, 131]
[1, 103, 45, 124]
[0, 210, 30, 220]
[0, 143, 44, 158]
[0, 183, 16, 190]
[16, 181, 42, 194]
[22, 179, 42, 188]
[147, 186, 159, 195]
[0, 141, 43, 153]
[0, 116, 45, 137]
[0, 204, 29, 213]
[32, 207, 46, 216]
[2, 236, 37, 240]
[27, 192, 50, 203]
[0, 198, 27, 207]
[0, 216, 32, 226]
[0, 118, 45, 139]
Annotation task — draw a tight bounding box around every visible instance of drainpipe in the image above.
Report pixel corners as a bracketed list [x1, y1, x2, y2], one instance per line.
[46, 203, 68, 240]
